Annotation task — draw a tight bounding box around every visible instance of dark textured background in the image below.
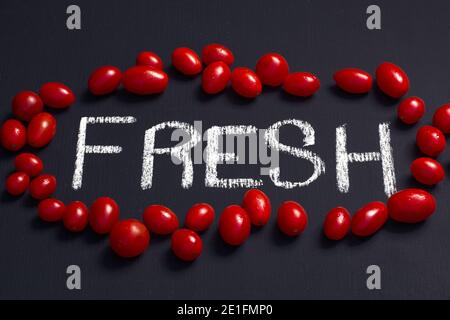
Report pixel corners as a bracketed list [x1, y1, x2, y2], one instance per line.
[0, 0, 449, 299]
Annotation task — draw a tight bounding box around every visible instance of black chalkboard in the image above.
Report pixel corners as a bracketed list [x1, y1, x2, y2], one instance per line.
[1, 0, 449, 299]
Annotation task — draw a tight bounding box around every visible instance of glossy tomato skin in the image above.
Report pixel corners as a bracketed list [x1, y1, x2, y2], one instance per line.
[171, 229, 203, 262]
[88, 66, 122, 95]
[63, 201, 89, 232]
[351, 201, 387, 237]
[202, 43, 234, 66]
[219, 205, 251, 246]
[376, 62, 409, 98]
[323, 207, 351, 241]
[416, 125, 446, 157]
[283, 72, 320, 97]
[14, 153, 43, 177]
[89, 197, 120, 234]
[256, 53, 289, 86]
[397, 97, 425, 125]
[201, 61, 231, 94]
[1, 119, 26, 151]
[333, 68, 372, 94]
[172, 47, 202, 76]
[136, 51, 163, 69]
[410, 157, 445, 185]
[143, 205, 179, 235]
[231, 67, 262, 98]
[29, 174, 56, 200]
[39, 82, 75, 109]
[38, 198, 65, 222]
[432, 104, 450, 134]
[277, 201, 308, 236]
[388, 189, 436, 223]
[5, 172, 29, 196]
[27, 112, 57, 148]
[185, 203, 215, 232]
[242, 189, 271, 226]
[109, 219, 150, 258]
[12, 91, 44, 122]
[122, 66, 168, 95]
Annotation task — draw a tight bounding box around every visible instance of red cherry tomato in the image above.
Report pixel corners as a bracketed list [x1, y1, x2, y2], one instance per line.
[277, 201, 308, 236]
[1, 119, 26, 151]
[242, 189, 271, 226]
[219, 205, 251, 246]
[29, 174, 56, 200]
[388, 189, 436, 223]
[231, 67, 262, 98]
[88, 66, 122, 95]
[283, 72, 320, 97]
[172, 47, 202, 76]
[14, 153, 43, 177]
[185, 203, 215, 232]
[122, 66, 169, 95]
[171, 229, 203, 262]
[201, 61, 231, 94]
[323, 207, 351, 241]
[5, 172, 29, 196]
[416, 125, 446, 157]
[397, 96, 425, 125]
[376, 62, 409, 98]
[63, 201, 89, 232]
[432, 104, 450, 134]
[256, 53, 289, 86]
[410, 157, 444, 185]
[333, 68, 372, 94]
[12, 91, 44, 122]
[27, 112, 57, 148]
[351, 201, 387, 237]
[202, 43, 234, 66]
[143, 205, 179, 235]
[136, 51, 163, 69]
[89, 197, 120, 234]
[38, 198, 65, 222]
[39, 82, 75, 109]
[109, 219, 150, 258]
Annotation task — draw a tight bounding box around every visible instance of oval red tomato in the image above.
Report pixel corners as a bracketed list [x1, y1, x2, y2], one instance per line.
[1, 119, 26, 151]
[202, 43, 234, 66]
[143, 204, 179, 235]
[416, 125, 446, 157]
[39, 82, 75, 109]
[122, 66, 169, 95]
[136, 51, 163, 69]
[256, 53, 289, 86]
[283, 72, 320, 97]
[410, 157, 445, 185]
[323, 207, 351, 241]
[5, 172, 29, 196]
[397, 96, 425, 125]
[201, 61, 231, 94]
[63, 201, 89, 232]
[376, 62, 409, 98]
[88, 66, 122, 95]
[277, 201, 308, 236]
[333, 68, 372, 94]
[432, 104, 450, 134]
[172, 47, 202, 76]
[185, 203, 215, 232]
[15, 153, 43, 177]
[109, 219, 150, 258]
[29, 174, 56, 200]
[38, 198, 65, 222]
[89, 197, 120, 234]
[27, 112, 57, 148]
[219, 205, 251, 246]
[171, 229, 203, 262]
[12, 91, 44, 122]
[241, 189, 271, 226]
[231, 67, 262, 98]
[351, 201, 387, 237]
[388, 189, 436, 223]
